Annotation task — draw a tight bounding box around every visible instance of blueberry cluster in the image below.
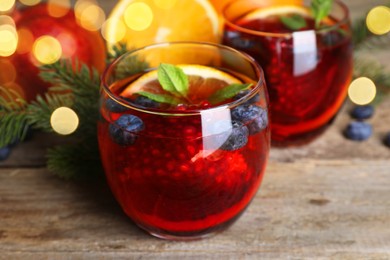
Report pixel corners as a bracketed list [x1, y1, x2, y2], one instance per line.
[105, 93, 268, 150]
[344, 105, 390, 147]
[220, 103, 268, 151]
[344, 105, 374, 141]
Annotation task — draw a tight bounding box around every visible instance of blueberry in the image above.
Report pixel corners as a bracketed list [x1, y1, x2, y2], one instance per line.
[109, 114, 144, 145]
[233, 90, 260, 105]
[220, 121, 249, 151]
[133, 96, 160, 108]
[350, 105, 374, 120]
[105, 97, 130, 113]
[0, 146, 11, 161]
[231, 104, 268, 135]
[322, 30, 344, 46]
[344, 121, 372, 141]
[384, 132, 390, 148]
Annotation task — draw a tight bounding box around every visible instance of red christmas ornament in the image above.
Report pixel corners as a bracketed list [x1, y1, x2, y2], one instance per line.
[0, 2, 106, 101]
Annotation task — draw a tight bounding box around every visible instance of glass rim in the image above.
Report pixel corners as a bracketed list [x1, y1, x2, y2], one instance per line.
[222, 0, 350, 38]
[101, 41, 266, 116]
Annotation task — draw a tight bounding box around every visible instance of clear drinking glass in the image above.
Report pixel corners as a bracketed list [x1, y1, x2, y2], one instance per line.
[98, 42, 270, 240]
[223, 0, 353, 146]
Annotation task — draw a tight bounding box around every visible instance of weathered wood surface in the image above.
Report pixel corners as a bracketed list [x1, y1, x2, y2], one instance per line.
[1, 160, 390, 259]
[1, 0, 390, 259]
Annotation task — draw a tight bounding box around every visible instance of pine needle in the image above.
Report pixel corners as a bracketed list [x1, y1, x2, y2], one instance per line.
[47, 142, 103, 180]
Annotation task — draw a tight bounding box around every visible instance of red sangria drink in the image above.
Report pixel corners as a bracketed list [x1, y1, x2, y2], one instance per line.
[98, 42, 270, 240]
[223, 0, 353, 145]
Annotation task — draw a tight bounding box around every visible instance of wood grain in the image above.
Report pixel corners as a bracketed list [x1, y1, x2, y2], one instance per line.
[1, 160, 389, 259]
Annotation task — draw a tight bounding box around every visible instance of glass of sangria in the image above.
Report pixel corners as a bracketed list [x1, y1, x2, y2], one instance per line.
[99, 42, 270, 240]
[223, 0, 353, 146]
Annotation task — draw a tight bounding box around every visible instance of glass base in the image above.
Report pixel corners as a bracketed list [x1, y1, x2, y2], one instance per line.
[135, 213, 243, 241]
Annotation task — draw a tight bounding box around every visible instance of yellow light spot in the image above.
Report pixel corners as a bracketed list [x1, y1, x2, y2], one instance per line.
[0, 0, 15, 12]
[19, 0, 41, 6]
[17, 27, 34, 54]
[101, 18, 126, 43]
[47, 0, 71, 18]
[348, 77, 377, 105]
[0, 23, 18, 57]
[78, 4, 106, 31]
[74, 0, 95, 20]
[124, 2, 153, 31]
[50, 107, 79, 135]
[153, 0, 177, 10]
[33, 36, 63, 65]
[366, 6, 390, 35]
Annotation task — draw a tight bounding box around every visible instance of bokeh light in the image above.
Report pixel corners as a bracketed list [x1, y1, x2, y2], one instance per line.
[19, 0, 41, 6]
[16, 27, 34, 54]
[50, 107, 79, 135]
[0, 16, 18, 57]
[0, 0, 15, 12]
[124, 2, 154, 31]
[366, 6, 390, 35]
[47, 0, 71, 18]
[348, 77, 377, 105]
[153, 0, 177, 10]
[101, 18, 126, 44]
[79, 4, 106, 31]
[32, 36, 63, 64]
[75, 0, 106, 31]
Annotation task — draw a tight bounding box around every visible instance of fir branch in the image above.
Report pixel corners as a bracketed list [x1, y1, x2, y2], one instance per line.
[38, 60, 102, 178]
[27, 93, 74, 133]
[0, 87, 29, 147]
[107, 42, 129, 63]
[1, 87, 75, 146]
[358, 34, 390, 51]
[352, 17, 371, 47]
[353, 54, 390, 104]
[105, 42, 149, 79]
[0, 111, 29, 147]
[47, 141, 103, 180]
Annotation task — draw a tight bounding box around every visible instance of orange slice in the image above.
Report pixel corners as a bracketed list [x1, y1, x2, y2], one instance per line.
[242, 5, 310, 21]
[121, 64, 241, 103]
[103, 0, 220, 53]
[210, 0, 303, 14]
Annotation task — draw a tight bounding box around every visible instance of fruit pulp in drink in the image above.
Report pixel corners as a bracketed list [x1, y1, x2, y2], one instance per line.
[223, 10, 353, 145]
[98, 68, 270, 237]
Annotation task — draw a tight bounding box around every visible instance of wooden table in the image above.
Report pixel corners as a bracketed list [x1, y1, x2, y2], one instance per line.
[1, 1, 390, 259]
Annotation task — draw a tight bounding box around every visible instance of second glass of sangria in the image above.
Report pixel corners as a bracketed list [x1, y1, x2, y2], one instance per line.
[223, 0, 353, 146]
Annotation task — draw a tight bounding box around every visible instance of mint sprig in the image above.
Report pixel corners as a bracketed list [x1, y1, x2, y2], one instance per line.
[157, 63, 189, 97]
[136, 63, 253, 106]
[281, 14, 307, 30]
[281, 0, 333, 30]
[311, 0, 333, 28]
[209, 83, 252, 105]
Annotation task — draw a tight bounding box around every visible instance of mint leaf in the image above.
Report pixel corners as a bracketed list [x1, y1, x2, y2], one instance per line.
[137, 91, 182, 105]
[280, 14, 307, 30]
[311, 0, 333, 28]
[208, 83, 252, 105]
[157, 63, 189, 97]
